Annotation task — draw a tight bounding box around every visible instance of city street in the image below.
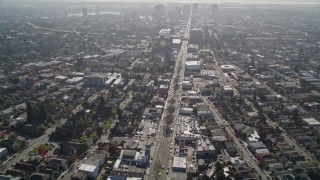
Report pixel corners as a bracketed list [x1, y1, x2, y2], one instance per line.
[0, 91, 103, 173]
[148, 8, 192, 180]
[203, 54, 313, 179]
[203, 97, 271, 180]
[0, 118, 66, 173]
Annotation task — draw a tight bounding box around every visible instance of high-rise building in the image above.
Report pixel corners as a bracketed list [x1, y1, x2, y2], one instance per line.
[154, 4, 165, 14]
[96, 6, 100, 15]
[84, 74, 107, 87]
[190, 29, 203, 45]
[153, 4, 165, 21]
[210, 4, 219, 16]
[82, 7, 87, 17]
[193, 3, 198, 9]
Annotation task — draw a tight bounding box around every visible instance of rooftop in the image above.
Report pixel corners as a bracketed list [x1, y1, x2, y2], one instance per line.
[159, 29, 171, 34]
[185, 61, 200, 66]
[172, 156, 187, 169]
[78, 164, 97, 173]
[302, 118, 320, 126]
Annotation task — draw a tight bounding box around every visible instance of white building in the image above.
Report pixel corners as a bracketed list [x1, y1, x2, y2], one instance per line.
[78, 164, 99, 179]
[172, 156, 187, 172]
[66, 77, 83, 84]
[185, 61, 200, 71]
[302, 118, 320, 128]
[0, 148, 8, 159]
[159, 29, 171, 39]
[223, 86, 233, 95]
[105, 78, 116, 86]
[221, 65, 237, 72]
[113, 78, 122, 87]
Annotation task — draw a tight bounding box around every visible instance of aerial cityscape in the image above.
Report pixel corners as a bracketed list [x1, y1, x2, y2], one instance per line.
[0, 1, 320, 180]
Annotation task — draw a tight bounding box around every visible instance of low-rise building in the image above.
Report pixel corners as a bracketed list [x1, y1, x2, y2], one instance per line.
[172, 156, 187, 172]
[119, 146, 150, 168]
[0, 148, 8, 159]
[143, 108, 162, 119]
[196, 138, 215, 158]
[187, 44, 199, 53]
[159, 29, 171, 39]
[185, 61, 200, 71]
[108, 166, 144, 180]
[225, 142, 237, 157]
[221, 65, 236, 72]
[78, 164, 99, 179]
[302, 118, 320, 129]
[48, 158, 67, 170]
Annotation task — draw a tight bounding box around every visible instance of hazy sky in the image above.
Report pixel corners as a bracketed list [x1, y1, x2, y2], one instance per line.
[1, 0, 320, 4]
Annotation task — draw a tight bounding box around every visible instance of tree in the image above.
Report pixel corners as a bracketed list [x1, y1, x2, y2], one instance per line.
[233, 172, 242, 180]
[116, 106, 122, 118]
[163, 125, 171, 137]
[317, 64, 320, 76]
[201, 175, 211, 180]
[167, 105, 175, 114]
[8, 132, 17, 141]
[253, 93, 257, 101]
[250, 55, 255, 67]
[308, 169, 320, 180]
[152, 76, 159, 86]
[294, 65, 300, 73]
[169, 98, 176, 104]
[70, 114, 77, 129]
[80, 135, 87, 143]
[76, 57, 84, 66]
[9, 77, 20, 84]
[291, 111, 299, 122]
[187, 172, 193, 180]
[193, 107, 198, 115]
[90, 132, 99, 142]
[59, 142, 66, 154]
[215, 161, 223, 172]
[98, 95, 105, 113]
[38, 144, 48, 156]
[26, 101, 34, 123]
[216, 171, 227, 180]
[310, 160, 319, 167]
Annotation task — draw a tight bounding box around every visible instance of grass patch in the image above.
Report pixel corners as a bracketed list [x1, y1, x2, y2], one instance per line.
[29, 144, 54, 155]
[30, 148, 38, 155]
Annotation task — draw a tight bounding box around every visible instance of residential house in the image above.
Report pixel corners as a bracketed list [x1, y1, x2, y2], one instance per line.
[29, 173, 50, 180]
[47, 158, 67, 170]
[225, 141, 237, 157]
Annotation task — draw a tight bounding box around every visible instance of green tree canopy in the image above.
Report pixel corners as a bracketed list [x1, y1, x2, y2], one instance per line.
[90, 132, 99, 142]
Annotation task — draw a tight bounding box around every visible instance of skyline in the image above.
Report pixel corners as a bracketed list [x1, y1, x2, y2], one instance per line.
[1, 0, 320, 5]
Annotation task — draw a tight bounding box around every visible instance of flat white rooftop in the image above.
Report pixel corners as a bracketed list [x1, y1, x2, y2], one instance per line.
[185, 61, 200, 66]
[172, 156, 187, 169]
[303, 118, 320, 126]
[78, 164, 97, 173]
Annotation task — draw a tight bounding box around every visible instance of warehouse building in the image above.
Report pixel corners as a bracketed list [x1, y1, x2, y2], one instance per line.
[185, 61, 200, 71]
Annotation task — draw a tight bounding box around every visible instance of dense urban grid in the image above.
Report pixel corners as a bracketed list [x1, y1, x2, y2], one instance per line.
[0, 1, 320, 180]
